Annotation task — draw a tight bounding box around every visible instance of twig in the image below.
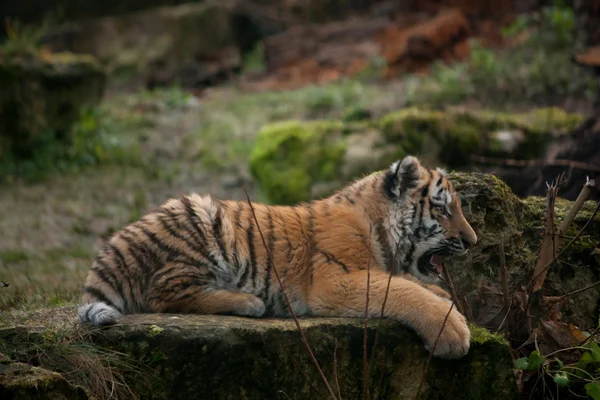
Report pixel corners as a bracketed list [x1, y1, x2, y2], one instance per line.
[544, 280, 600, 303]
[368, 245, 397, 372]
[442, 263, 463, 315]
[470, 155, 600, 173]
[363, 228, 373, 400]
[462, 295, 474, 323]
[499, 242, 511, 309]
[495, 298, 514, 334]
[415, 301, 456, 400]
[579, 325, 600, 347]
[243, 188, 338, 400]
[557, 177, 596, 237]
[531, 175, 561, 293]
[529, 200, 600, 291]
[333, 340, 342, 400]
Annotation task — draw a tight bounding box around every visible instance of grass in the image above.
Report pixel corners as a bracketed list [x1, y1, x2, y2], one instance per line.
[0, 312, 154, 399]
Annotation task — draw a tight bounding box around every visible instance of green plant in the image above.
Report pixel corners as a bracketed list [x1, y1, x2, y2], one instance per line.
[0, 18, 52, 55]
[0, 107, 142, 183]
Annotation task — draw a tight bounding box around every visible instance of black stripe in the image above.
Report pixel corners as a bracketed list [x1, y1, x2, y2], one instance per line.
[181, 197, 221, 267]
[108, 244, 134, 309]
[212, 205, 229, 264]
[263, 207, 274, 300]
[247, 212, 258, 290]
[92, 259, 122, 296]
[375, 219, 394, 271]
[161, 209, 219, 268]
[85, 286, 122, 313]
[138, 225, 178, 262]
[233, 203, 244, 229]
[319, 250, 350, 273]
[404, 201, 425, 270]
[344, 194, 355, 205]
[280, 216, 294, 265]
[436, 177, 443, 186]
[237, 260, 250, 289]
[118, 233, 153, 287]
[84, 303, 94, 321]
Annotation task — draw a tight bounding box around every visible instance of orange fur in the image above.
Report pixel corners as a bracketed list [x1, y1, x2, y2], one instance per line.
[78, 156, 477, 359]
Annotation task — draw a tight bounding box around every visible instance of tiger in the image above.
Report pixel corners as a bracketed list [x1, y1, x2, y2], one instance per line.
[78, 155, 477, 359]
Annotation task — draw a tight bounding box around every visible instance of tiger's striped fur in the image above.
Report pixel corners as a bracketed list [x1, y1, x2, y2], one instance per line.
[78, 156, 477, 359]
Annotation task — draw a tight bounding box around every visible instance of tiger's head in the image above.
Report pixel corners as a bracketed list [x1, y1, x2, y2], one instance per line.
[382, 155, 477, 283]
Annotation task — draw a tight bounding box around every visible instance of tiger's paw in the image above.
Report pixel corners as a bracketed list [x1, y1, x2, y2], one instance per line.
[234, 296, 266, 317]
[423, 303, 470, 359]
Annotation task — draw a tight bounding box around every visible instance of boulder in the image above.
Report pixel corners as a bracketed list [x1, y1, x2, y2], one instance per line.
[0, 360, 89, 399]
[0, 51, 105, 158]
[249, 120, 347, 204]
[250, 106, 584, 204]
[0, 315, 518, 400]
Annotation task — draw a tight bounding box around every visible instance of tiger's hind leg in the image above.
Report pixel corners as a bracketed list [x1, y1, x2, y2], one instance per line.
[147, 263, 266, 317]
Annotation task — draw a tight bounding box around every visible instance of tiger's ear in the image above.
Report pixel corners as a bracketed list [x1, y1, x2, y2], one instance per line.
[383, 156, 421, 199]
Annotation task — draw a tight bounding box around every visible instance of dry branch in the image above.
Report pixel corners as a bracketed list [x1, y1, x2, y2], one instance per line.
[243, 188, 338, 400]
[442, 263, 463, 315]
[531, 175, 561, 292]
[530, 180, 600, 294]
[470, 155, 600, 173]
[499, 242, 511, 309]
[363, 228, 373, 400]
[414, 301, 456, 400]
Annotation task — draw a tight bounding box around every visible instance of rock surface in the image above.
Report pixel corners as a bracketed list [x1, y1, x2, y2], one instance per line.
[94, 314, 517, 400]
[0, 51, 105, 158]
[0, 360, 89, 400]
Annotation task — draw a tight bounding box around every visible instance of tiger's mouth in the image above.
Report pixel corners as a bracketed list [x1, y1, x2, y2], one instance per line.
[417, 250, 447, 276]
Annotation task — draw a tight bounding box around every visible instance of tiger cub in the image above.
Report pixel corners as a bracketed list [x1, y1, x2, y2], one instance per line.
[78, 155, 477, 359]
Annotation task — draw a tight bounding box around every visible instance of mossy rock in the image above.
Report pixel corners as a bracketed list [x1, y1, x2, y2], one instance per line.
[0, 50, 106, 158]
[0, 361, 89, 399]
[249, 120, 347, 205]
[82, 314, 515, 400]
[250, 107, 583, 205]
[448, 172, 600, 330]
[379, 107, 583, 167]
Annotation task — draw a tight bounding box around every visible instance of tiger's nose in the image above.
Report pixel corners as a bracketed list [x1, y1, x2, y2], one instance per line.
[461, 238, 473, 250]
[460, 230, 477, 249]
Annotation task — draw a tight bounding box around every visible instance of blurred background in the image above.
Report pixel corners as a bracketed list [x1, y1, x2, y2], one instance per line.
[0, 0, 598, 306]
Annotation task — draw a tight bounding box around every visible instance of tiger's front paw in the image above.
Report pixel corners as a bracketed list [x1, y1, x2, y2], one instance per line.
[234, 296, 266, 317]
[423, 302, 470, 359]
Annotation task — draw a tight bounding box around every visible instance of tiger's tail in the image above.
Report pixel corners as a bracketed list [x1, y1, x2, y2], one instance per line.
[77, 288, 123, 326]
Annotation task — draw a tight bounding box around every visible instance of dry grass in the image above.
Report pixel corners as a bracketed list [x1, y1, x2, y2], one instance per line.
[1, 312, 154, 399]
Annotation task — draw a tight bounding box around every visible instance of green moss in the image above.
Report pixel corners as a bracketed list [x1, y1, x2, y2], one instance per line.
[469, 324, 509, 346]
[250, 120, 347, 205]
[379, 108, 443, 155]
[377, 107, 583, 167]
[147, 324, 164, 337]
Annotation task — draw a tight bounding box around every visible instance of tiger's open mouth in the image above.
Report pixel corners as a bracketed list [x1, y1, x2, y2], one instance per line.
[417, 250, 447, 276]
